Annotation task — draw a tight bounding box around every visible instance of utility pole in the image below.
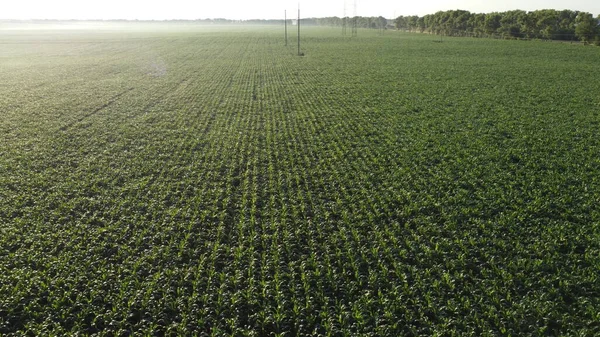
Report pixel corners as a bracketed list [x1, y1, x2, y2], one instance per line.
[285, 10, 288, 46]
[298, 6, 301, 55]
[342, 0, 347, 35]
[351, 0, 358, 37]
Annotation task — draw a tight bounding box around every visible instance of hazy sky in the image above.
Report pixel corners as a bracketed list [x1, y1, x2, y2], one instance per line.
[2, 0, 599, 20]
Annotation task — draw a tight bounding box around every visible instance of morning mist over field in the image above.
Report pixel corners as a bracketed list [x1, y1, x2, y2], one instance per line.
[2, 0, 600, 20]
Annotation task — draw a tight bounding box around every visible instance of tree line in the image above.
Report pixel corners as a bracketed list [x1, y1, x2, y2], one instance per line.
[314, 16, 389, 30]
[314, 9, 600, 45]
[394, 9, 600, 44]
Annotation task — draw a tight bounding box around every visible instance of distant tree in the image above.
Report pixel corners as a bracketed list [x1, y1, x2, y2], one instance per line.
[499, 10, 527, 38]
[468, 13, 486, 37]
[484, 13, 502, 36]
[376, 16, 387, 30]
[518, 12, 536, 38]
[436, 11, 452, 35]
[417, 17, 427, 33]
[403, 16, 418, 31]
[556, 10, 579, 39]
[395, 16, 407, 30]
[575, 12, 598, 43]
[423, 14, 435, 34]
[453, 10, 472, 36]
[596, 15, 600, 46]
[533, 9, 560, 39]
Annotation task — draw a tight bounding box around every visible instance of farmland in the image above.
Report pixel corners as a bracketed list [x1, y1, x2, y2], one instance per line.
[1, 22, 600, 335]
